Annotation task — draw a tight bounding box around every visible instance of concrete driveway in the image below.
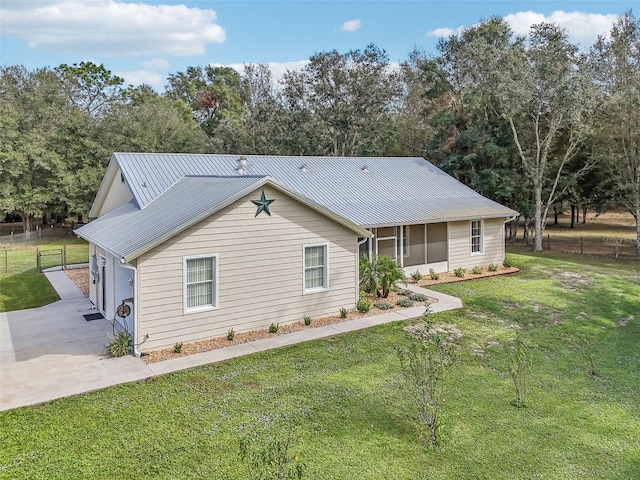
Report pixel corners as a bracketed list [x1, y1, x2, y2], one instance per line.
[0, 271, 151, 411]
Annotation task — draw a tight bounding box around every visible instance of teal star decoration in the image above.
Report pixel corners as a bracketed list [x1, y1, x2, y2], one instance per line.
[251, 190, 275, 217]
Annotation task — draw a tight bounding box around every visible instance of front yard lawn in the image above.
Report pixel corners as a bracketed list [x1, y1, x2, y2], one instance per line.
[0, 250, 638, 479]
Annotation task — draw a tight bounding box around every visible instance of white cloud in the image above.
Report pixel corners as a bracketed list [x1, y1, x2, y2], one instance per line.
[0, 0, 226, 57]
[210, 60, 310, 82]
[426, 26, 465, 38]
[504, 10, 618, 47]
[116, 69, 165, 90]
[340, 19, 362, 32]
[427, 10, 619, 47]
[141, 58, 170, 70]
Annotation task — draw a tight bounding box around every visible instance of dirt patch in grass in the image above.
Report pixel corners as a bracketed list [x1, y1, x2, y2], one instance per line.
[554, 271, 594, 291]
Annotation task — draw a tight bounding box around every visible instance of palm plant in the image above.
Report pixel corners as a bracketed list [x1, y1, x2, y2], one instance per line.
[359, 255, 406, 298]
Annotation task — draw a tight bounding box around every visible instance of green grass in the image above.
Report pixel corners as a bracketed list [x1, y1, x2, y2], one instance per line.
[1, 251, 639, 479]
[0, 274, 60, 311]
[0, 240, 87, 311]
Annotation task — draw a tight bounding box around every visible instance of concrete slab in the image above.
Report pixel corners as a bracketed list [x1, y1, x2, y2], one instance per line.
[146, 353, 210, 376]
[248, 333, 306, 352]
[44, 270, 87, 300]
[201, 342, 261, 363]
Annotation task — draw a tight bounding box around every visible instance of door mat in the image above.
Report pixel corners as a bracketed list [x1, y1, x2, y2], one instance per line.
[83, 313, 105, 321]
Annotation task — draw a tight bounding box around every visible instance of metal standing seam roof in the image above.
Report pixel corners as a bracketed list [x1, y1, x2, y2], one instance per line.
[76, 175, 372, 262]
[110, 153, 519, 228]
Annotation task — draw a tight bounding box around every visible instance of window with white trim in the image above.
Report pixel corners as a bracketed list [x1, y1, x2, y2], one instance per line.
[184, 254, 218, 312]
[471, 220, 483, 254]
[304, 244, 328, 293]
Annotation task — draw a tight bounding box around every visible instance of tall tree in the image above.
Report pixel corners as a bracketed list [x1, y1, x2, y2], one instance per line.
[590, 12, 640, 253]
[239, 63, 287, 154]
[57, 61, 128, 117]
[439, 19, 596, 251]
[0, 66, 69, 237]
[165, 65, 246, 147]
[281, 44, 401, 156]
[100, 85, 209, 153]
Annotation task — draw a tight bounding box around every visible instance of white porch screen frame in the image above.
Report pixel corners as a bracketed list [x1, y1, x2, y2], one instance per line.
[303, 243, 329, 294]
[183, 254, 219, 313]
[471, 220, 483, 254]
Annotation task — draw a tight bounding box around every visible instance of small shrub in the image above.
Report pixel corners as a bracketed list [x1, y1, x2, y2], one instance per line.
[106, 331, 131, 357]
[488, 263, 499, 272]
[339, 307, 348, 319]
[503, 258, 513, 269]
[227, 328, 236, 341]
[409, 293, 429, 302]
[410, 270, 423, 283]
[399, 289, 412, 296]
[239, 428, 305, 480]
[356, 292, 371, 313]
[509, 333, 530, 408]
[472, 266, 483, 275]
[429, 269, 440, 281]
[173, 342, 183, 353]
[396, 298, 414, 308]
[396, 313, 455, 448]
[373, 301, 392, 310]
[454, 267, 466, 278]
[303, 315, 312, 326]
[269, 323, 279, 334]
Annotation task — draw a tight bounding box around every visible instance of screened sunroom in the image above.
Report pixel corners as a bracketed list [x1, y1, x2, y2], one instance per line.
[359, 223, 449, 274]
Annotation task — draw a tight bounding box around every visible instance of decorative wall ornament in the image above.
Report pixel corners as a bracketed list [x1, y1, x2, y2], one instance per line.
[251, 190, 275, 217]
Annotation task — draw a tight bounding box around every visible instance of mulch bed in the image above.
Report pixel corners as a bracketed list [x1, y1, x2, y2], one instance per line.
[415, 265, 520, 287]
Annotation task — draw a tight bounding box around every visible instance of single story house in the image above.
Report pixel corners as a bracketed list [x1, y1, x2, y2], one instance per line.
[76, 153, 518, 353]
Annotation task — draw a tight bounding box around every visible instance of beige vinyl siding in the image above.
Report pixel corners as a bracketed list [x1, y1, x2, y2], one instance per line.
[448, 218, 505, 270]
[98, 167, 133, 216]
[137, 185, 358, 351]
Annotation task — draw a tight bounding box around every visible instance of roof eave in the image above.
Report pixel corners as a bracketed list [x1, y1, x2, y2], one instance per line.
[361, 211, 520, 229]
[121, 176, 373, 263]
[88, 156, 127, 219]
[74, 227, 127, 263]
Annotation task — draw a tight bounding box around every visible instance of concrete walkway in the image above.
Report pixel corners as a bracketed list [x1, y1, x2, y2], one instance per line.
[0, 273, 461, 411]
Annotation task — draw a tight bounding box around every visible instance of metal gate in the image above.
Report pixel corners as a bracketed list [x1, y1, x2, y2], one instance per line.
[37, 248, 63, 273]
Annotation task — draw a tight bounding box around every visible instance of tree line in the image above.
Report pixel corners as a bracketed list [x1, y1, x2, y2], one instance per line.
[1, 13, 639, 252]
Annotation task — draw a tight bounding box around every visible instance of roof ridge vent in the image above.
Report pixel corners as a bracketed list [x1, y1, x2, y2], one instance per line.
[361, 165, 369, 173]
[299, 163, 309, 173]
[235, 164, 245, 175]
[238, 155, 248, 166]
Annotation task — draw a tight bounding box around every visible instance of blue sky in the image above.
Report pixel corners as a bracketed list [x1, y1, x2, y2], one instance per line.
[1, 1, 637, 90]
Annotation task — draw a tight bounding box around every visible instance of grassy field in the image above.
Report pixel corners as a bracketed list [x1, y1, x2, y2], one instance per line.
[0, 250, 638, 479]
[0, 239, 88, 311]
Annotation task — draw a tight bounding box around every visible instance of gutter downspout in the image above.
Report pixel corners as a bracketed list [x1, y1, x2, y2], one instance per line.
[356, 234, 371, 298]
[120, 261, 141, 357]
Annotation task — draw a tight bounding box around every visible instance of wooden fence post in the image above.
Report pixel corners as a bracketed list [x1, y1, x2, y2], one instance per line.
[63, 245, 67, 270]
[36, 246, 40, 273]
[580, 236, 583, 255]
[547, 234, 550, 251]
